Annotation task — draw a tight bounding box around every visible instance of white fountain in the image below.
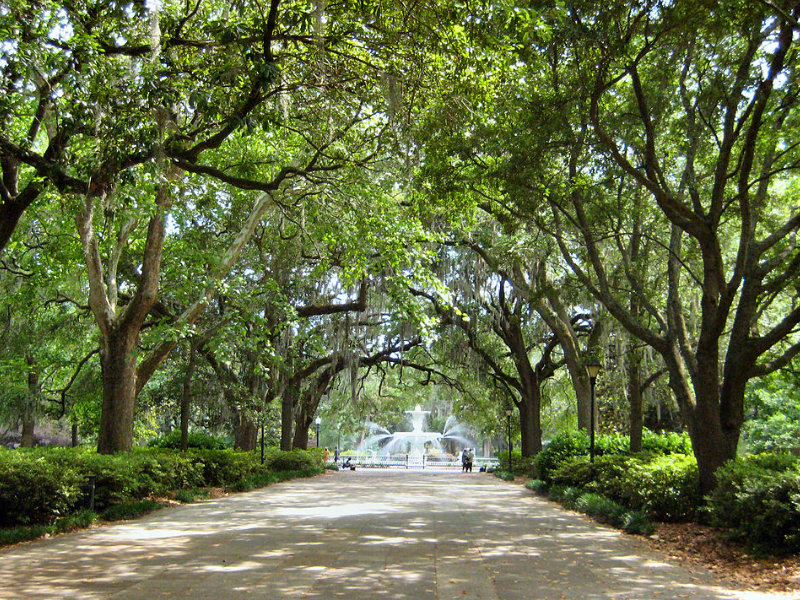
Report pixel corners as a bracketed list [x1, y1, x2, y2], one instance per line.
[359, 404, 472, 459]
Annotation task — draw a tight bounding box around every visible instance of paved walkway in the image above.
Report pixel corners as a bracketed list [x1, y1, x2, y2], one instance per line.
[0, 471, 783, 599]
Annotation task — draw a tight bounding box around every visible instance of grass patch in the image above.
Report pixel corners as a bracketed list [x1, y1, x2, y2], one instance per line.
[525, 479, 549, 493]
[0, 463, 324, 548]
[0, 510, 99, 547]
[528, 478, 656, 537]
[174, 487, 210, 503]
[0, 524, 48, 546]
[101, 499, 164, 521]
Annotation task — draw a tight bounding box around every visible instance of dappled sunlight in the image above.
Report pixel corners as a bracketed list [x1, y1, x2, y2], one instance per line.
[0, 471, 786, 599]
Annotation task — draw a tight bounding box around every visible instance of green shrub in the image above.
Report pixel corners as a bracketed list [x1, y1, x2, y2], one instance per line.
[594, 434, 630, 456]
[575, 492, 627, 526]
[525, 479, 548, 493]
[0, 524, 48, 546]
[535, 430, 590, 481]
[641, 430, 692, 455]
[543, 484, 656, 537]
[225, 468, 319, 493]
[560, 486, 585, 510]
[189, 449, 262, 486]
[52, 510, 99, 534]
[263, 448, 324, 472]
[622, 510, 656, 536]
[148, 430, 231, 450]
[706, 453, 800, 553]
[548, 452, 699, 521]
[175, 488, 208, 503]
[493, 470, 516, 481]
[101, 499, 164, 521]
[494, 451, 536, 476]
[547, 484, 577, 503]
[0, 447, 322, 530]
[622, 454, 700, 521]
[0, 449, 83, 525]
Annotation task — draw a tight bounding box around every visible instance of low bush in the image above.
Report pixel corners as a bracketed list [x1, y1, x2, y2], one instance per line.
[533, 479, 655, 537]
[535, 429, 693, 483]
[43, 449, 205, 510]
[705, 453, 800, 554]
[574, 492, 626, 525]
[225, 468, 320, 493]
[622, 511, 656, 536]
[495, 451, 536, 476]
[0, 447, 324, 528]
[493, 470, 516, 481]
[102, 499, 164, 521]
[0, 510, 100, 547]
[0, 449, 83, 525]
[263, 448, 324, 472]
[148, 430, 231, 450]
[621, 454, 700, 521]
[190, 449, 262, 487]
[548, 453, 699, 521]
[534, 431, 590, 481]
[641, 430, 692, 455]
[525, 479, 548, 493]
[174, 488, 209, 504]
[0, 523, 48, 546]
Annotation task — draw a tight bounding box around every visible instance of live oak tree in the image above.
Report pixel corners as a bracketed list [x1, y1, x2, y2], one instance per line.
[412, 0, 800, 492]
[2, 0, 433, 452]
[534, 1, 800, 491]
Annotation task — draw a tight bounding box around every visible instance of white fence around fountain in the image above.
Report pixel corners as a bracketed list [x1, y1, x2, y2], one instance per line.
[333, 454, 500, 470]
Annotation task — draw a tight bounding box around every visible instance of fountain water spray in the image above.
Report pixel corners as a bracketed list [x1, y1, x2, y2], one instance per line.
[358, 404, 473, 458]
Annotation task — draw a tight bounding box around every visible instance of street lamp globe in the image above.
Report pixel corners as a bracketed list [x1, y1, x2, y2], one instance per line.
[586, 359, 601, 380]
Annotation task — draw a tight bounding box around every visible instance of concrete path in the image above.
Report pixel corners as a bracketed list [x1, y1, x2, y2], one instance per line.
[0, 471, 783, 599]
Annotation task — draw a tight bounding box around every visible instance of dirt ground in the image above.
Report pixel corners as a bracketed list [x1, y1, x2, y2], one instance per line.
[646, 522, 800, 595]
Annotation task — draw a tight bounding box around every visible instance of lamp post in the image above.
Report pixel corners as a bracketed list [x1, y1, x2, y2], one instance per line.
[260, 421, 265, 465]
[337, 423, 341, 462]
[505, 406, 514, 474]
[315, 417, 321, 448]
[586, 359, 601, 463]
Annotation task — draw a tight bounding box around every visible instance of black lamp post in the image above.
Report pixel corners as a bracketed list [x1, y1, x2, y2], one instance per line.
[505, 406, 514, 473]
[260, 421, 265, 465]
[315, 417, 321, 448]
[586, 359, 601, 463]
[337, 423, 341, 461]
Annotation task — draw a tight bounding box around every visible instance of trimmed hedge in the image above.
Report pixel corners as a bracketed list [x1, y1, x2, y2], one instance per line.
[705, 453, 800, 554]
[528, 430, 800, 553]
[533, 429, 693, 482]
[534, 481, 655, 536]
[549, 453, 700, 521]
[0, 447, 324, 527]
[0, 450, 83, 525]
[148, 430, 231, 450]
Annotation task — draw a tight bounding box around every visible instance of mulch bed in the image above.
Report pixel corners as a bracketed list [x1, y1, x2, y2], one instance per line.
[645, 522, 800, 595]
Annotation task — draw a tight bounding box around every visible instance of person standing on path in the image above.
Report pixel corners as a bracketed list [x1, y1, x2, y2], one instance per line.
[462, 447, 474, 472]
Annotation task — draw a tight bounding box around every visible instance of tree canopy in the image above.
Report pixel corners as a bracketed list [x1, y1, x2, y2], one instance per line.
[1, 0, 799, 493]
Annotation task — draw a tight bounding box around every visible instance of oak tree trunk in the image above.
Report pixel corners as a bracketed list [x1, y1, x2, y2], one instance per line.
[20, 354, 38, 448]
[179, 343, 196, 452]
[97, 329, 139, 454]
[627, 343, 643, 453]
[20, 419, 34, 448]
[233, 411, 258, 451]
[280, 382, 298, 451]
